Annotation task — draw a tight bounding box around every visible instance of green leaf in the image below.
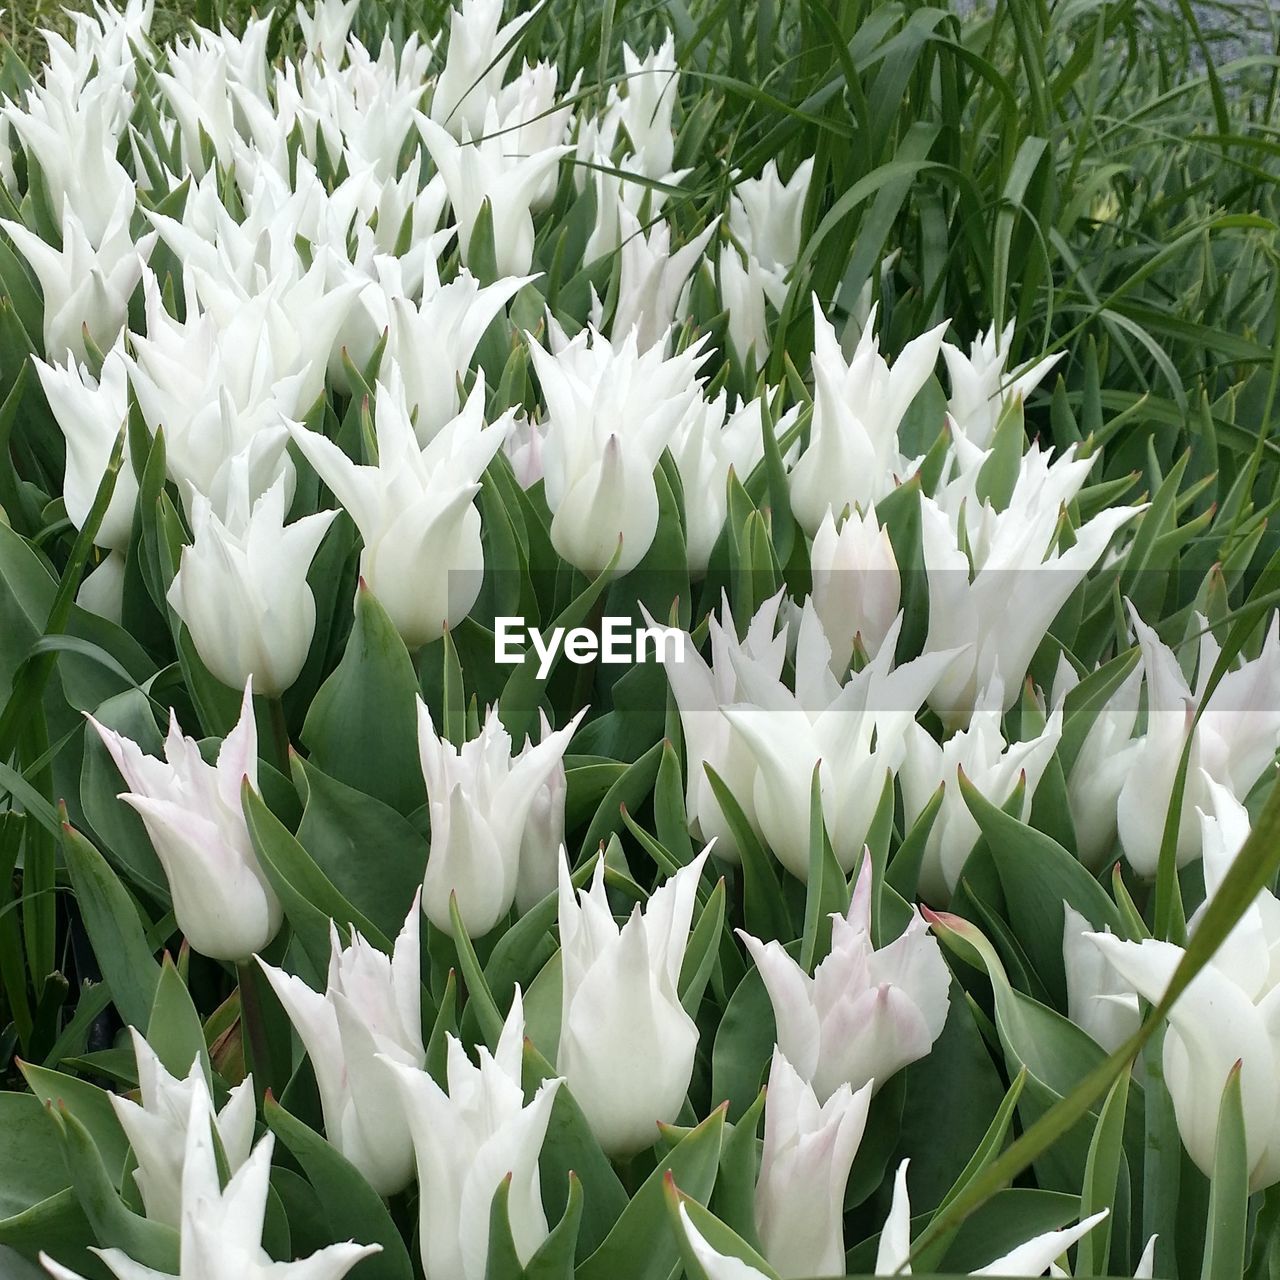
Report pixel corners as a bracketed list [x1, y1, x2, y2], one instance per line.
[1075, 1068, 1131, 1277]
[800, 762, 850, 971]
[265, 1096, 414, 1280]
[1200, 1062, 1248, 1280]
[301, 582, 425, 815]
[145, 954, 210, 1086]
[15, 1065, 128, 1189]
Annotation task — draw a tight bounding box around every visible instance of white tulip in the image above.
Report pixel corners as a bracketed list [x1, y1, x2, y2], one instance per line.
[725, 605, 958, 879]
[2, 191, 154, 364]
[719, 245, 784, 368]
[418, 702, 582, 936]
[288, 368, 512, 647]
[168, 472, 336, 696]
[87, 681, 282, 962]
[807, 504, 900, 671]
[755, 1049, 872, 1278]
[418, 108, 570, 277]
[258, 901, 424, 1195]
[557, 849, 710, 1156]
[43, 1100, 379, 1280]
[382, 989, 562, 1280]
[676, 1203, 773, 1280]
[877, 1158, 1107, 1276]
[297, 0, 358, 62]
[788, 299, 948, 536]
[920, 444, 1143, 726]
[515, 712, 572, 913]
[429, 0, 540, 139]
[529, 324, 708, 575]
[901, 683, 1063, 903]
[739, 857, 951, 1101]
[33, 341, 136, 551]
[1062, 905, 1140, 1053]
[610, 209, 717, 353]
[110, 1029, 255, 1230]
[614, 37, 680, 177]
[728, 158, 813, 275]
[941, 321, 1063, 448]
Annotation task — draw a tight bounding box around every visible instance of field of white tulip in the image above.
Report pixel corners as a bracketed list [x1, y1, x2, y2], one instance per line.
[1, 0, 1279, 1277]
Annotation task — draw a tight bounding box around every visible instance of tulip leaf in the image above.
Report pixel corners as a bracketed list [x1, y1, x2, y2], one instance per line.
[679, 877, 726, 1015]
[522, 1043, 628, 1259]
[654, 739, 695, 868]
[576, 739, 661, 864]
[1074, 1066, 1130, 1277]
[449, 892, 506, 1048]
[577, 1105, 726, 1280]
[486, 1171, 583, 1280]
[48, 1101, 179, 1273]
[0, 1190, 98, 1278]
[291, 757, 426, 940]
[301, 581, 426, 815]
[703, 764, 791, 943]
[145, 953, 210, 1087]
[959, 772, 1124, 1007]
[58, 820, 161, 1033]
[800, 761, 850, 971]
[666, 1185, 778, 1280]
[15, 1065, 128, 1189]
[1200, 1062, 1248, 1280]
[264, 1097, 414, 1280]
[711, 955, 785, 1123]
[708, 1086, 765, 1246]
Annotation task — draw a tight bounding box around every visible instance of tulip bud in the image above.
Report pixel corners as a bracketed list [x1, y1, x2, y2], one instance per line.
[109, 1029, 255, 1230]
[740, 858, 950, 1101]
[419, 703, 582, 936]
[258, 900, 425, 1195]
[557, 850, 709, 1156]
[382, 989, 562, 1280]
[167, 473, 336, 697]
[515, 712, 570, 913]
[755, 1049, 872, 1278]
[288, 369, 512, 647]
[808, 504, 900, 671]
[87, 681, 282, 962]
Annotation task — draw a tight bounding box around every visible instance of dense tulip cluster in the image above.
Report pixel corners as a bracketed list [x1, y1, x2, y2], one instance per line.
[0, 3, 1277, 1280]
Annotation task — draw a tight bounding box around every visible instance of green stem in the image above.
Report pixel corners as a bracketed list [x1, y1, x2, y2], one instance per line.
[267, 698, 291, 775]
[236, 960, 272, 1103]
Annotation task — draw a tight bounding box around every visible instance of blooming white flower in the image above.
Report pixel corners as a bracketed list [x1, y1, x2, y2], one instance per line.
[755, 1048, 872, 1278]
[728, 158, 813, 275]
[900, 683, 1064, 902]
[168, 472, 336, 696]
[1062, 904, 1140, 1053]
[529, 324, 708, 575]
[297, 0, 358, 62]
[383, 989, 562, 1280]
[516, 711, 572, 913]
[941, 321, 1063, 448]
[2, 190, 155, 363]
[33, 341, 136, 551]
[725, 605, 958, 879]
[258, 902, 424, 1195]
[288, 369, 512, 647]
[87, 682, 281, 962]
[557, 849, 710, 1156]
[42, 1099, 379, 1280]
[109, 1028, 255, 1230]
[739, 858, 951, 1101]
[788, 299, 948, 536]
[418, 703, 582, 936]
[613, 36, 680, 177]
[719, 245, 783, 369]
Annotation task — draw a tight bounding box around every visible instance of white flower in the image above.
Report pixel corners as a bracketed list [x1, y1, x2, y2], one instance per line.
[2, 190, 155, 363]
[807, 504, 900, 671]
[168, 472, 336, 697]
[382, 989, 562, 1280]
[719, 245, 785, 369]
[941, 321, 1063, 448]
[297, 0, 358, 62]
[788, 299, 948, 536]
[528, 324, 707, 575]
[515, 712, 572, 913]
[728, 158, 813, 275]
[901, 683, 1064, 902]
[287, 369, 512, 647]
[418, 703, 582, 936]
[1062, 905, 1140, 1053]
[42, 1101, 379, 1280]
[258, 902, 424, 1195]
[33, 341, 136, 551]
[87, 682, 282, 962]
[614, 36, 680, 177]
[557, 849, 709, 1156]
[739, 858, 951, 1101]
[418, 107, 570, 277]
[755, 1049, 872, 1278]
[109, 1029, 255, 1230]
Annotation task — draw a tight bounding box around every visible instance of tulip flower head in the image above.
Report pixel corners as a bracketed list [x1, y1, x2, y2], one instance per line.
[87, 682, 282, 962]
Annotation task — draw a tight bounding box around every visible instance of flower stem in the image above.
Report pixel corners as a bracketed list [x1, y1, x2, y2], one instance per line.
[236, 960, 272, 1101]
[267, 697, 291, 774]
